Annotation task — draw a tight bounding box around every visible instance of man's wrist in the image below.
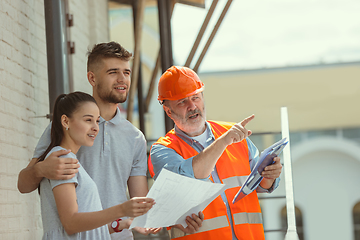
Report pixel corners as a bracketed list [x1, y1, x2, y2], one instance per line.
[33, 161, 44, 178]
[260, 178, 275, 190]
[216, 134, 231, 149]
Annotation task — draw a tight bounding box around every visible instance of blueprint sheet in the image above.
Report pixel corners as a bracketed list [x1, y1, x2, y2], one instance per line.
[130, 168, 227, 229]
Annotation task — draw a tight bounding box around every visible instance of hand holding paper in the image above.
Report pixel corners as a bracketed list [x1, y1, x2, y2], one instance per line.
[130, 169, 226, 229]
[172, 211, 204, 234]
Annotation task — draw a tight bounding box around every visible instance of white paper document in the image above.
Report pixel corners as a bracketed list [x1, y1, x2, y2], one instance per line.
[130, 168, 227, 229]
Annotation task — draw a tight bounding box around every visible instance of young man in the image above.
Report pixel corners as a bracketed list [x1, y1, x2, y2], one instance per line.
[149, 66, 283, 240]
[18, 43, 202, 239]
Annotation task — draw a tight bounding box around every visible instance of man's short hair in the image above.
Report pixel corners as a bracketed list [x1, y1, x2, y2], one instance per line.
[87, 41, 133, 72]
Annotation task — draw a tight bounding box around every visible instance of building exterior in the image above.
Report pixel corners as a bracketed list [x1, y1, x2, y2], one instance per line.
[1, 0, 360, 239]
[0, 0, 109, 239]
[199, 63, 360, 240]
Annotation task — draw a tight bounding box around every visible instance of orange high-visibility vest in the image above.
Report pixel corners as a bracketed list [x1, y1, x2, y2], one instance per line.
[148, 121, 264, 240]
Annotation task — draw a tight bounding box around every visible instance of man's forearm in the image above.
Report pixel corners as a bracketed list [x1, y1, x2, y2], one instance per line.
[192, 120, 252, 179]
[259, 178, 275, 190]
[128, 175, 148, 198]
[192, 137, 228, 179]
[17, 158, 42, 193]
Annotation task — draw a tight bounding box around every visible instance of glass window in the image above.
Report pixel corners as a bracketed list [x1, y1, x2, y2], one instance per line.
[248, 134, 264, 152]
[343, 128, 360, 140]
[307, 129, 337, 138]
[289, 132, 303, 146]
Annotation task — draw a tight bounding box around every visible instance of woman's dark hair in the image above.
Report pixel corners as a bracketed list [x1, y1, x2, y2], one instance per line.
[37, 91, 97, 163]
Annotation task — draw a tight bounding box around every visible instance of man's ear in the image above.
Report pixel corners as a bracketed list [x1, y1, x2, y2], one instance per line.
[61, 114, 70, 130]
[87, 71, 96, 87]
[163, 105, 172, 118]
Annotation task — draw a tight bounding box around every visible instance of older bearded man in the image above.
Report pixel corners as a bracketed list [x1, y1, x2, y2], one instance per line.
[149, 66, 283, 240]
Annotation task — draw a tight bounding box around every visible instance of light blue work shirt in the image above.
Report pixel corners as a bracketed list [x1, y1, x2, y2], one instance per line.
[150, 121, 280, 240]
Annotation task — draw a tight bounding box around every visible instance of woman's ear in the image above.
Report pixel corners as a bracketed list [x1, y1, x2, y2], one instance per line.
[61, 114, 70, 130]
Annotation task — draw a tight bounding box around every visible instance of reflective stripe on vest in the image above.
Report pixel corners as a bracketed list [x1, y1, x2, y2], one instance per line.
[233, 212, 263, 225]
[218, 176, 263, 229]
[222, 175, 249, 189]
[197, 215, 229, 233]
[194, 213, 262, 233]
[150, 121, 264, 240]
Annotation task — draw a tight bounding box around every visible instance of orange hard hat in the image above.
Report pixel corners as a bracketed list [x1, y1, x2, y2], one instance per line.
[158, 66, 205, 101]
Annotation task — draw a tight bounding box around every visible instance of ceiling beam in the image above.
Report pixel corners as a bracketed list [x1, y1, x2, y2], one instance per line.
[193, 0, 233, 72]
[185, 0, 219, 68]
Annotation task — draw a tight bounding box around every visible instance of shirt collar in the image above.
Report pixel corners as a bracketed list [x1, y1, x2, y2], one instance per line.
[99, 107, 122, 125]
[174, 121, 215, 147]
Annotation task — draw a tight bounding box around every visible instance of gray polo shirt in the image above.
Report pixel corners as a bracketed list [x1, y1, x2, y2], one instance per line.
[40, 146, 111, 240]
[34, 108, 147, 239]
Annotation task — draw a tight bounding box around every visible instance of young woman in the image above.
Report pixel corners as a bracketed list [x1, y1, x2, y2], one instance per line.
[38, 92, 154, 239]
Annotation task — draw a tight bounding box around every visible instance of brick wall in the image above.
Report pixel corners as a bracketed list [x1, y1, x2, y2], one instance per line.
[0, 0, 109, 239]
[69, 0, 109, 94]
